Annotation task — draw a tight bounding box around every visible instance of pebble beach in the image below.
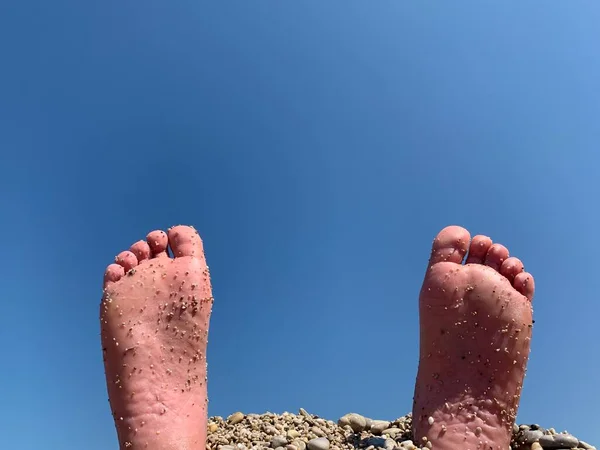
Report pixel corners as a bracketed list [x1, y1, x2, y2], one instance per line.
[206, 410, 596, 450]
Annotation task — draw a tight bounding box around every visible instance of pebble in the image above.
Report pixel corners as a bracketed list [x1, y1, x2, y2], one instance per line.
[287, 430, 300, 439]
[227, 412, 245, 425]
[307, 437, 330, 450]
[311, 426, 327, 437]
[381, 428, 402, 437]
[271, 436, 287, 448]
[521, 430, 544, 444]
[538, 433, 579, 449]
[365, 437, 387, 447]
[338, 413, 368, 433]
[204, 409, 595, 450]
[370, 421, 391, 435]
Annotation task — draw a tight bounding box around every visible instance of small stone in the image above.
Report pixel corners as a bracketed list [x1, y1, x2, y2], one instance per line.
[208, 422, 219, 433]
[292, 440, 306, 450]
[381, 428, 402, 437]
[370, 420, 391, 435]
[287, 430, 300, 439]
[299, 408, 312, 418]
[579, 441, 597, 450]
[228, 412, 245, 425]
[399, 440, 416, 450]
[530, 443, 542, 450]
[311, 427, 326, 437]
[307, 437, 330, 450]
[427, 417, 434, 425]
[365, 437, 387, 448]
[522, 430, 543, 444]
[538, 433, 579, 449]
[338, 414, 367, 433]
[384, 438, 396, 450]
[271, 436, 287, 448]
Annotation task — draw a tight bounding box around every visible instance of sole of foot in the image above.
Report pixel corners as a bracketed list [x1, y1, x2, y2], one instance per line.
[100, 225, 213, 450]
[412, 226, 535, 450]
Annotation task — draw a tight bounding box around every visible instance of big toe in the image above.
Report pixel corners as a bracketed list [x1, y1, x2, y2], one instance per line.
[428, 225, 471, 266]
[168, 225, 205, 259]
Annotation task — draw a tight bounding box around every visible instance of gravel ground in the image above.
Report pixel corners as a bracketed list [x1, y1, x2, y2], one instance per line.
[206, 410, 596, 450]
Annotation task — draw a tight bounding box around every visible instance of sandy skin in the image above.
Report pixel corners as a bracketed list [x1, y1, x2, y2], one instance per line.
[100, 226, 213, 450]
[412, 226, 534, 450]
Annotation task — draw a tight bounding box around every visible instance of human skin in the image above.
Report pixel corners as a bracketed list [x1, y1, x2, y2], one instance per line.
[101, 225, 213, 450]
[412, 226, 534, 450]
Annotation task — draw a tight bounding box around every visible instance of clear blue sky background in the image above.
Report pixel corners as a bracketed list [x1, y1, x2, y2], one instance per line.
[1, 1, 598, 449]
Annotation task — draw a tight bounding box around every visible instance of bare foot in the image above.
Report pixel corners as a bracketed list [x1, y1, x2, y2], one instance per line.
[100, 225, 213, 450]
[412, 226, 535, 450]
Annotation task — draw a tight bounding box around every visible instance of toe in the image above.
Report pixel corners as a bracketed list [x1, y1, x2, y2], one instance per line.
[428, 225, 470, 266]
[484, 243, 509, 271]
[130, 240, 151, 262]
[168, 225, 205, 258]
[146, 230, 169, 257]
[500, 257, 524, 283]
[104, 263, 125, 288]
[466, 235, 493, 264]
[115, 251, 138, 272]
[514, 271, 535, 301]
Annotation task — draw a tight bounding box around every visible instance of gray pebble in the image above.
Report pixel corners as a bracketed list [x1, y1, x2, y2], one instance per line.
[522, 430, 544, 444]
[271, 436, 287, 448]
[512, 423, 519, 435]
[307, 437, 330, 450]
[538, 434, 580, 449]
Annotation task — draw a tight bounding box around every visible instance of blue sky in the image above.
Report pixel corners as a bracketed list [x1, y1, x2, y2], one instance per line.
[1, 1, 599, 448]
